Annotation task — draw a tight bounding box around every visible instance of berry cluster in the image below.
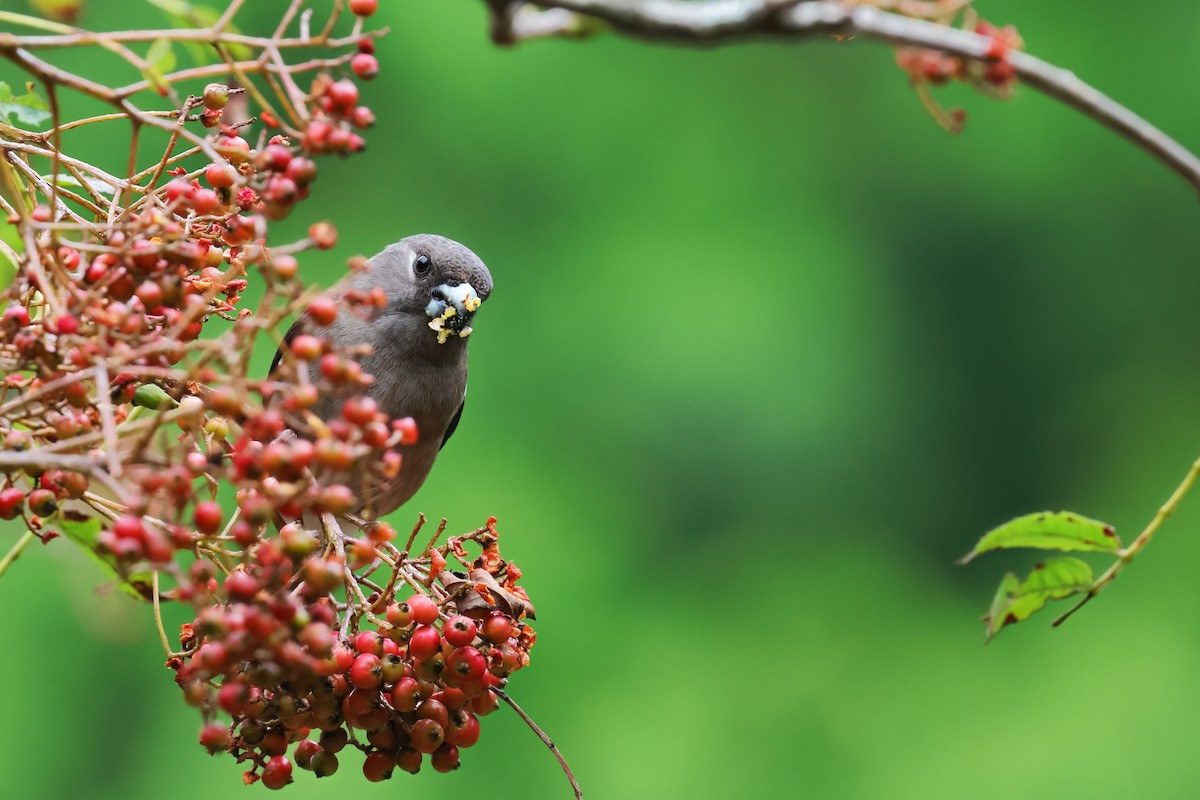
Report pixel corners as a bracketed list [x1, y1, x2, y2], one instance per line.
[892, 16, 1024, 132]
[170, 517, 535, 787]
[0, 2, 545, 790]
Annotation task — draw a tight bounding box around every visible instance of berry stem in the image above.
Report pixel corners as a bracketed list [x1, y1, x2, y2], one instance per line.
[495, 689, 583, 799]
[0, 531, 36, 580]
[152, 570, 172, 657]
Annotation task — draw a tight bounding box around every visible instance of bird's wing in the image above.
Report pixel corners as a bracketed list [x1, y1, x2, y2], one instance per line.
[440, 396, 464, 450]
[269, 318, 304, 377]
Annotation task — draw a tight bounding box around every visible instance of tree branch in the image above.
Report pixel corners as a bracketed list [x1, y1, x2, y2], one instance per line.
[493, 1, 1200, 195]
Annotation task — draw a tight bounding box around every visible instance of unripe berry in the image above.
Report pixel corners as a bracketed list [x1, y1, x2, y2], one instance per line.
[202, 83, 229, 110]
[294, 739, 322, 770]
[310, 749, 339, 777]
[319, 726, 348, 754]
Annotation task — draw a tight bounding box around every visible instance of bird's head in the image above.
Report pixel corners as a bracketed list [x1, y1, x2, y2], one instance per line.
[364, 234, 493, 347]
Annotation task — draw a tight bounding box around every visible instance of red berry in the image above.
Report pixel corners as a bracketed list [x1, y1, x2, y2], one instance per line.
[408, 625, 441, 661]
[294, 739, 322, 770]
[319, 727, 348, 754]
[390, 677, 421, 712]
[223, 570, 258, 602]
[447, 646, 487, 681]
[445, 709, 480, 747]
[416, 698, 449, 729]
[3, 305, 30, 327]
[350, 653, 383, 689]
[113, 515, 146, 541]
[482, 613, 514, 643]
[191, 188, 220, 215]
[351, 53, 379, 81]
[289, 334, 324, 361]
[261, 755, 293, 790]
[307, 296, 338, 326]
[349, 0, 377, 16]
[193, 500, 223, 535]
[205, 162, 237, 188]
[410, 718, 444, 754]
[406, 593, 438, 625]
[0, 487, 25, 520]
[396, 747, 422, 774]
[326, 80, 359, 112]
[471, 691, 500, 716]
[431, 743, 460, 773]
[199, 721, 232, 753]
[342, 395, 377, 426]
[362, 750, 394, 782]
[393, 417, 418, 446]
[444, 615, 477, 647]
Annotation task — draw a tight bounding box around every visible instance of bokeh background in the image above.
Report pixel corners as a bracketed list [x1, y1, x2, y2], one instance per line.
[3, 1, 1200, 798]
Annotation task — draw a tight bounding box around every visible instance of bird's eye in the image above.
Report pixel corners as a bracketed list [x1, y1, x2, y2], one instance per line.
[414, 255, 432, 276]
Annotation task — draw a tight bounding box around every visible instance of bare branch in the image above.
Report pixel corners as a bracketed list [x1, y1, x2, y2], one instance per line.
[500, 1, 1200, 195]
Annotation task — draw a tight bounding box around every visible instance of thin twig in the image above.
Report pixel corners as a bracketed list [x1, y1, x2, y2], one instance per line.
[1053, 456, 1200, 626]
[0, 531, 37, 580]
[496, 689, 583, 799]
[505, 0, 1200, 195]
[153, 570, 172, 657]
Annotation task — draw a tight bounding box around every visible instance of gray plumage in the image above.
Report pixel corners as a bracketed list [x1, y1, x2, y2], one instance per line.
[273, 234, 492, 518]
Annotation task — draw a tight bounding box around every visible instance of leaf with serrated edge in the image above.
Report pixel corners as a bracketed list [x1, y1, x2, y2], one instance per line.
[984, 557, 1094, 640]
[959, 510, 1119, 564]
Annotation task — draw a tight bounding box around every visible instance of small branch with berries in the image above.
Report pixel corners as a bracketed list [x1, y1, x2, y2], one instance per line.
[1, 0, 569, 793]
[483, 0, 1200, 195]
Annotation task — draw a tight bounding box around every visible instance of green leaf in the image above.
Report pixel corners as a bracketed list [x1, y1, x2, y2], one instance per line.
[133, 383, 177, 410]
[39, 174, 115, 196]
[0, 81, 51, 127]
[958, 510, 1120, 564]
[984, 557, 1094, 641]
[57, 511, 148, 602]
[140, 38, 177, 95]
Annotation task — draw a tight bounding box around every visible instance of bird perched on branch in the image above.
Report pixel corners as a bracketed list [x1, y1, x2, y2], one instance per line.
[271, 234, 493, 518]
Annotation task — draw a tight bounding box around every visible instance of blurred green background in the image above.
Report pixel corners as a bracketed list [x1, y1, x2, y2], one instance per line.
[3, 1, 1200, 798]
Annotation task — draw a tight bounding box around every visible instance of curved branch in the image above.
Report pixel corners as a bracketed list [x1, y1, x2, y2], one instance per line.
[500, 1, 1200, 195]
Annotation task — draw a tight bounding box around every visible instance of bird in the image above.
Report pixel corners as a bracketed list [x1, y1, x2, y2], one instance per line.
[270, 234, 493, 519]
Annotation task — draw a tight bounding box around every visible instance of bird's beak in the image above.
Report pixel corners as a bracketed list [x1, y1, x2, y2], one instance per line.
[425, 283, 483, 345]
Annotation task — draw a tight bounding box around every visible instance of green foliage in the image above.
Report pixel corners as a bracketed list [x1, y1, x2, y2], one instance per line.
[959, 511, 1119, 564]
[0, 81, 50, 127]
[983, 557, 1093, 641]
